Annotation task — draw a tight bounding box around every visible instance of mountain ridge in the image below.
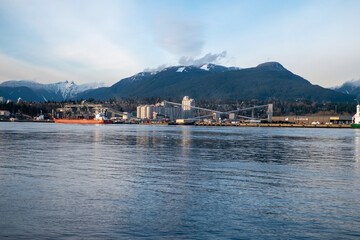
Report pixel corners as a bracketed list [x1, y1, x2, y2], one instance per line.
[0, 80, 104, 101]
[77, 62, 353, 102]
[0, 62, 355, 103]
[332, 79, 360, 98]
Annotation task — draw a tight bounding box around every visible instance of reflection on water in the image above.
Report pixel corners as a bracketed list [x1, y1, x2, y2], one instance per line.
[355, 131, 360, 163]
[180, 127, 192, 159]
[0, 123, 360, 239]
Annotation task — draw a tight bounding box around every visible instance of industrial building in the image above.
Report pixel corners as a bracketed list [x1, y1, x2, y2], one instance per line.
[137, 105, 154, 120]
[181, 96, 195, 119]
[272, 115, 352, 124]
[137, 96, 195, 120]
[0, 110, 10, 118]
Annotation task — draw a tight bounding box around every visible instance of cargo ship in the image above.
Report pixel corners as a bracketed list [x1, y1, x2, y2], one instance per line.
[54, 112, 113, 124]
[351, 104, 360, 128]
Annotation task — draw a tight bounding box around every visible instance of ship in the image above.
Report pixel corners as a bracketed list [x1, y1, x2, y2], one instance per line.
[54, 112, 113, 124]
[351, 104, 360, 128]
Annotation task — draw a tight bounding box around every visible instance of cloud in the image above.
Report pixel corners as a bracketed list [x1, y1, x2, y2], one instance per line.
[156, 16, 204, 56]
[53, 34, 139, 71]
[178, 51, 227, 66]
[0, 53, 75, 83]
[143, 64, 168, 73]
[0, 0, 143, 84]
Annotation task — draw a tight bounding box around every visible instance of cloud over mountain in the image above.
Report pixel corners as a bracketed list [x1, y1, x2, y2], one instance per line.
[178, 51, 227, 67]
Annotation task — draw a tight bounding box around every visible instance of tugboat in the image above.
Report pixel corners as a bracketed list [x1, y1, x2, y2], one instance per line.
[351, 104, 360, 128]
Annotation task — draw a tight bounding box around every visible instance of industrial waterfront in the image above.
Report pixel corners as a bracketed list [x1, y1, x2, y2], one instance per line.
[1, 122, 360, 239]
[1, 96, 359, 128]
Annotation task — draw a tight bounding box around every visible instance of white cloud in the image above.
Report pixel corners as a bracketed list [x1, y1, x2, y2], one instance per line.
[0, 53, 75, 83]
[53, 34, 139, 71]
[155, 15, 204, 57]
[143, 64, 168, 73]
[179, 51, 227, 66]
[1, 0, 143, 81]
[2, 0, 360, 88]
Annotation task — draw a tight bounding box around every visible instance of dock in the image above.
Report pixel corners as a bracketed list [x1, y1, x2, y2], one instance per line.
[194, 122, 352, 128]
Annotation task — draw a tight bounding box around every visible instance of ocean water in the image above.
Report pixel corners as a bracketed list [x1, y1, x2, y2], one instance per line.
[0, 122, 360, 239]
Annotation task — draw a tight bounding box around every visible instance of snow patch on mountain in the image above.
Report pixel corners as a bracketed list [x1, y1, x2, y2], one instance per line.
[46, 81, 106, 99]
[199, 63, 240, 72]
[200, 64, 210, 71]
[176, 67, 186, 73]
[0, 80, 104, 100]
[128, 72, 153, 82]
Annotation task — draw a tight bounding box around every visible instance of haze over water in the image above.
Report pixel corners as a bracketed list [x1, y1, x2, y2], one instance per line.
[1, 122, 360, 239]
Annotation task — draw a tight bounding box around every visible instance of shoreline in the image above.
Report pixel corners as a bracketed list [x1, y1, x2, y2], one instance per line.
[194, 122, 352, 128]
[0, 120, 354, 128]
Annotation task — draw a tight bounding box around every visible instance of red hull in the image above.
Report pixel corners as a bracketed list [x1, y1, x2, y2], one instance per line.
[54, 118, 113, 124]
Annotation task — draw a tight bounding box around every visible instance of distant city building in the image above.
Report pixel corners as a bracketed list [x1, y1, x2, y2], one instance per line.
[6, 99, 12, 104]
[0, 96, 5, 103]
[17, 97, 22, 104]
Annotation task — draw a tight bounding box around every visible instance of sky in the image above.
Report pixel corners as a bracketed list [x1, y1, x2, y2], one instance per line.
[0, 0, 359, 87]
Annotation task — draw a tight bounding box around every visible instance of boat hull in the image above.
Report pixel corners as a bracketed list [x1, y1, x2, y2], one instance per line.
[54, 118, 113, 124]
[351, 123, 360, 128]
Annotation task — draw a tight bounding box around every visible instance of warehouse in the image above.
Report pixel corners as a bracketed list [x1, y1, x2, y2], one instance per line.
[272, 116, 352, 124]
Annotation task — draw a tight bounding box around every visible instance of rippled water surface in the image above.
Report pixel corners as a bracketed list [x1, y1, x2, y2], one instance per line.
[1, 122, 360, 239]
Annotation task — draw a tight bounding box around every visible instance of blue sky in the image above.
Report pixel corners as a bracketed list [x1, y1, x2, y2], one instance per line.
[0, 0, 359, 87]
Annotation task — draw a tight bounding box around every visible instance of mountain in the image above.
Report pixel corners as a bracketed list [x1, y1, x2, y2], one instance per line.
[78, 62, 354, 102]
[332, 79, 360, 98]
[0, 63, 354, 102]
[200, 63, 240, 72]
[0, 86, 49, 102]
[0, 80, 104, 102]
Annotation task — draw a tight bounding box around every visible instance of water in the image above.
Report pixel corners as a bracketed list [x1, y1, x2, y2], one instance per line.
[1, 122, 360, 239]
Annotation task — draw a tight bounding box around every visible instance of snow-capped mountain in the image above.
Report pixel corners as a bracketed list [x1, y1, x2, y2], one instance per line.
[0, 80, 45, 89]
[127, 72, 153, 82]
[0, 80, 104, 101]
[332, 79, 360, 97]
[200, 63, 240, 72]
[142, 64, 240, 75]
[42, 80, 105, 99]
[1, 62, 354, 102]
[77, 61, 353, 102]
[122, 64, 240, 84]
